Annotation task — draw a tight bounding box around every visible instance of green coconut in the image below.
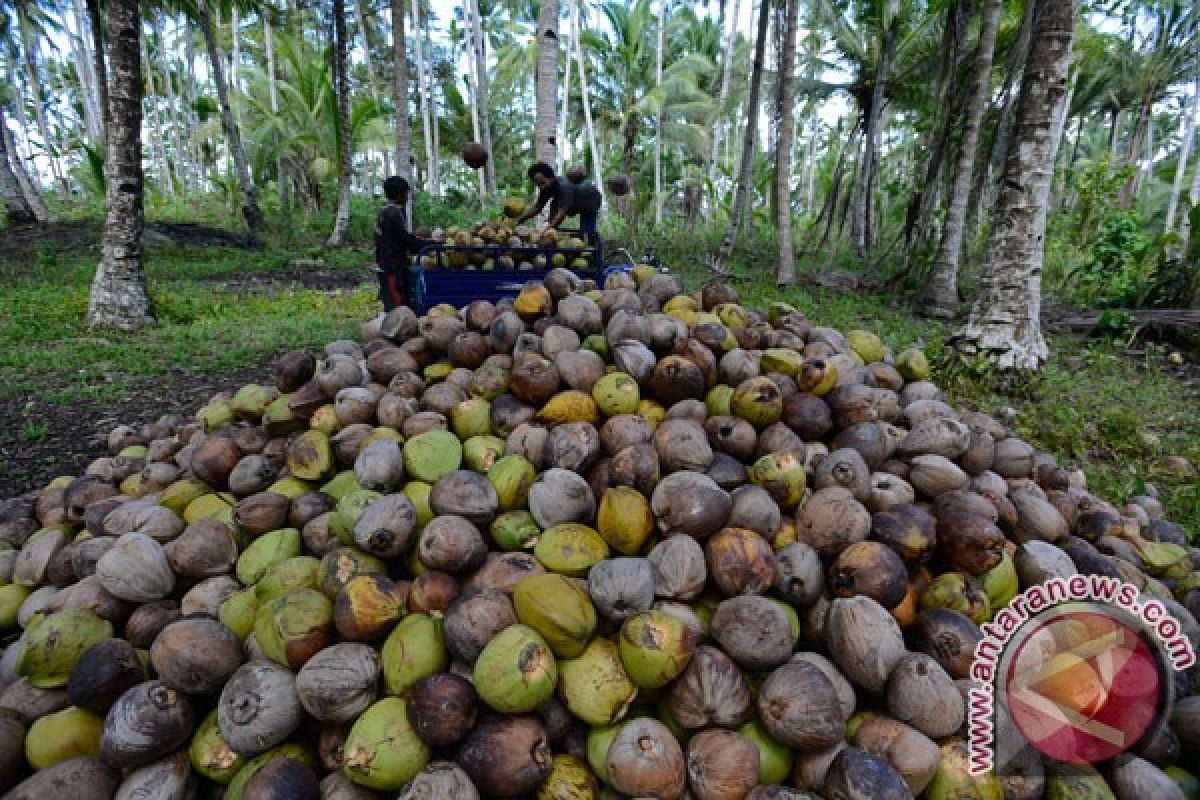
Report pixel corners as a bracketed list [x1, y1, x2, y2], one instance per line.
[896, 347, 931, 381]
[254, 588, 334, 670]
[331, 489, 383, 545]
[199, 402, 235, 432]
[236, 528, 303, 586]
[847, 330, 886, 364]
[513, 573, 598, 658]
[491, 510, 542, 551]
[255, 556, 321, 604]
[617, 610, 698, 689]
[190, 710, 245, 783]
[981, 551, 1019, 610]
[19, 608, 114, 688]
[0, 584, 31, 630]
[1044, 765, 1117, 800]
[404, 482, 435, 529]
[582, 335, 610, 360]
[343, 697, 430, 789]
[321, 471, 363, 503]
[231, 384, 276, 419]
[537, 754, 600, 800]
[318, 547, 387, 598]
[925, 741, 1004, 800]
[488, 455, 538, 511]
[760, 348, 803, 377]
[403, 431, 464, 484]
[263, 395, 307, 436]
[748, 452, 808, 511]
[381, 613, 447, 696]
[920, 572, 992, 625]
[225, 744, 315, 800]
[24, 706, 104, 769]
[534, 524, 609, 577]
[705, 385, 734, 417]
[473, 624, 558, 713]
[464, 435, 507, 473]
[452, 397, 493, 440]
[730, 376, 783, 428]
[557, 638, 637, 726]
[218, 587, 261, 639]
[287, 430, 334, 482]
[738, 720, 793, 785]
[592, 373, 641, 417]
[596, 487, 655, 557]
[586, 723, 623, 787]
[160, 479, 210, 515]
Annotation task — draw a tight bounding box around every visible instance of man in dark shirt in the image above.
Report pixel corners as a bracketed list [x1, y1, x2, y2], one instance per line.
[514, 162, 602, 234]
[375, 176, 423, 310]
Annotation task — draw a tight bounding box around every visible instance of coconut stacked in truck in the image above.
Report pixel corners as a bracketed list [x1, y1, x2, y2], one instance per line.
[0, 269, 1197, 800]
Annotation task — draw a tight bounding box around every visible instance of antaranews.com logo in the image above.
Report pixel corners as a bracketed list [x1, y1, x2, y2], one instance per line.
[967, 574, 1195, 775]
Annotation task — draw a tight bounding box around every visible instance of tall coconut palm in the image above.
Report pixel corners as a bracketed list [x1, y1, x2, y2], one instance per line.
[1165, 77, 1199, 234]
[14, 0, 69, 197]
[535, 0, 558, 164]
[392, 0, 413, 183]
[328, 0, 352, 246]
[776, 0, 801, 284]
[467, 0, 496, 195]
[922, 0, 1003, 317]
[717, 0, 770, 260]
[0, 103, 36, 224]
[88, 0, 154, 331]
[85, 0, 110, 136]
[849, 0, 898, 260]
[955, 0, 1075, 371]
[192, 0, 264, 232]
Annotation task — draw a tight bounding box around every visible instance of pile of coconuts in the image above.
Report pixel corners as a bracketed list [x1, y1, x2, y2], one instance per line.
[414, 220, 594, 272]
[1, 266, 1199, 800]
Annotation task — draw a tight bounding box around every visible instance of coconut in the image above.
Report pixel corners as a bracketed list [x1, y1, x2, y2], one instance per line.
[218, 662, 303, 757]
[909, 609, 982, 679]
[342, 697, 429, 790]
[151, 617, 244, 694]
[294, 643, 380, 723]
[406, 674, 477, 747]
[823, 746, 912, 800]
[557, 638, 638, 727]
[514, 572, 597, 658]
[825, 596, 906, 693]
[795, 488, 872, 558]
[605, 718, 685, 799]
[667, 645, 752, 730]
[757, 660, 846, 751]
[686, 729, 761, 800]
[101, 680, 194, 768]
[457, 715, 553, 795]
[706, 527, 776, 596]
[397, 762, 479, 800]
[618, 610, 699, 688]
[651, 472, 731, 538]
[774, 542, 825, 606]
[648, 534, 707, 600]
[829, 541, 910, 608]
[473, 624, 557, 713]
[711, 596, 796, 671]
[381, 613, 447, 696]
[444, 588, 517, 663]
[418, 515, 488, 574]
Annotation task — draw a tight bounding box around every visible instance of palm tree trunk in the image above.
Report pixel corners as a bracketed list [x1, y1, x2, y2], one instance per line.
[85, 0, 110, 137]
[262, 9, 287, 210]
[464, 14, 487, 204]
[467, 0, 496, 196]
[412, 0, 439, 195]
[572, 0, 603, 203]
[2, 107, 52, 221]
[1165, 78, 1199, 234]
[1178, 124, 1200, 257]
[535, 0, 559, 165]
[955, 0, 1074, 372]
[652, 0, 666, 224]
[197, 0, 263, 232]
[774, 0, 800, 284]
[89, 0, 154, 331]
[0, 105, 37, 225]
[1118, 86, 1156, 206]
[851, 8, 894, 261]
[328, 0, 353, 246]
[708, 0, 742, 185]
[69, 0, 103, 143]
[392, 0, 413, 186]
[557, 18, 573, 171]
[140, 32, 174, 198]
[717, 0, 771, 259]
[17, 12, 69, 198]
[355, 0, 382, 101]
[231, 7, 243, 131]
[923, 0, 1003, 317]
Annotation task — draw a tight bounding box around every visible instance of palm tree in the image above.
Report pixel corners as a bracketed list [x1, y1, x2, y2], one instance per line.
[85, 0, 110, 137]
[0, 103, 36, 224]
[922, 0, 1003, 317]
[466, 0, 496, 195]
[776, 0, 801, 284]
[191, 0, 264, 232]
[88, 0, 154, 331]
[13, 0, 69, 197]
[392, 0, 413, 183]
[1165, 77, 1199, 234]
[328, 0, 352, 245]
[535, 0, 558, 164]
[850, 0, 898, 260]
[955, 0, 1075, 371]
[717, 0, 769, 260]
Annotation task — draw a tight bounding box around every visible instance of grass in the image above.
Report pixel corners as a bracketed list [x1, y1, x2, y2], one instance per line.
[0, 240, 376, 405]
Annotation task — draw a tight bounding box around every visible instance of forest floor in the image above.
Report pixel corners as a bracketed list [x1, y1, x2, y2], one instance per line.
[1, 221, 1197, 533]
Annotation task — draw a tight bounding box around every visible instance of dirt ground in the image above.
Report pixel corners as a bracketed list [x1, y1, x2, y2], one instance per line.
[0, 362, 275, 497]
[3, 219, 261, 264]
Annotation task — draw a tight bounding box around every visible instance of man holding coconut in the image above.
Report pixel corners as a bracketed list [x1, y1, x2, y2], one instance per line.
[515, 163, 603, 235]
